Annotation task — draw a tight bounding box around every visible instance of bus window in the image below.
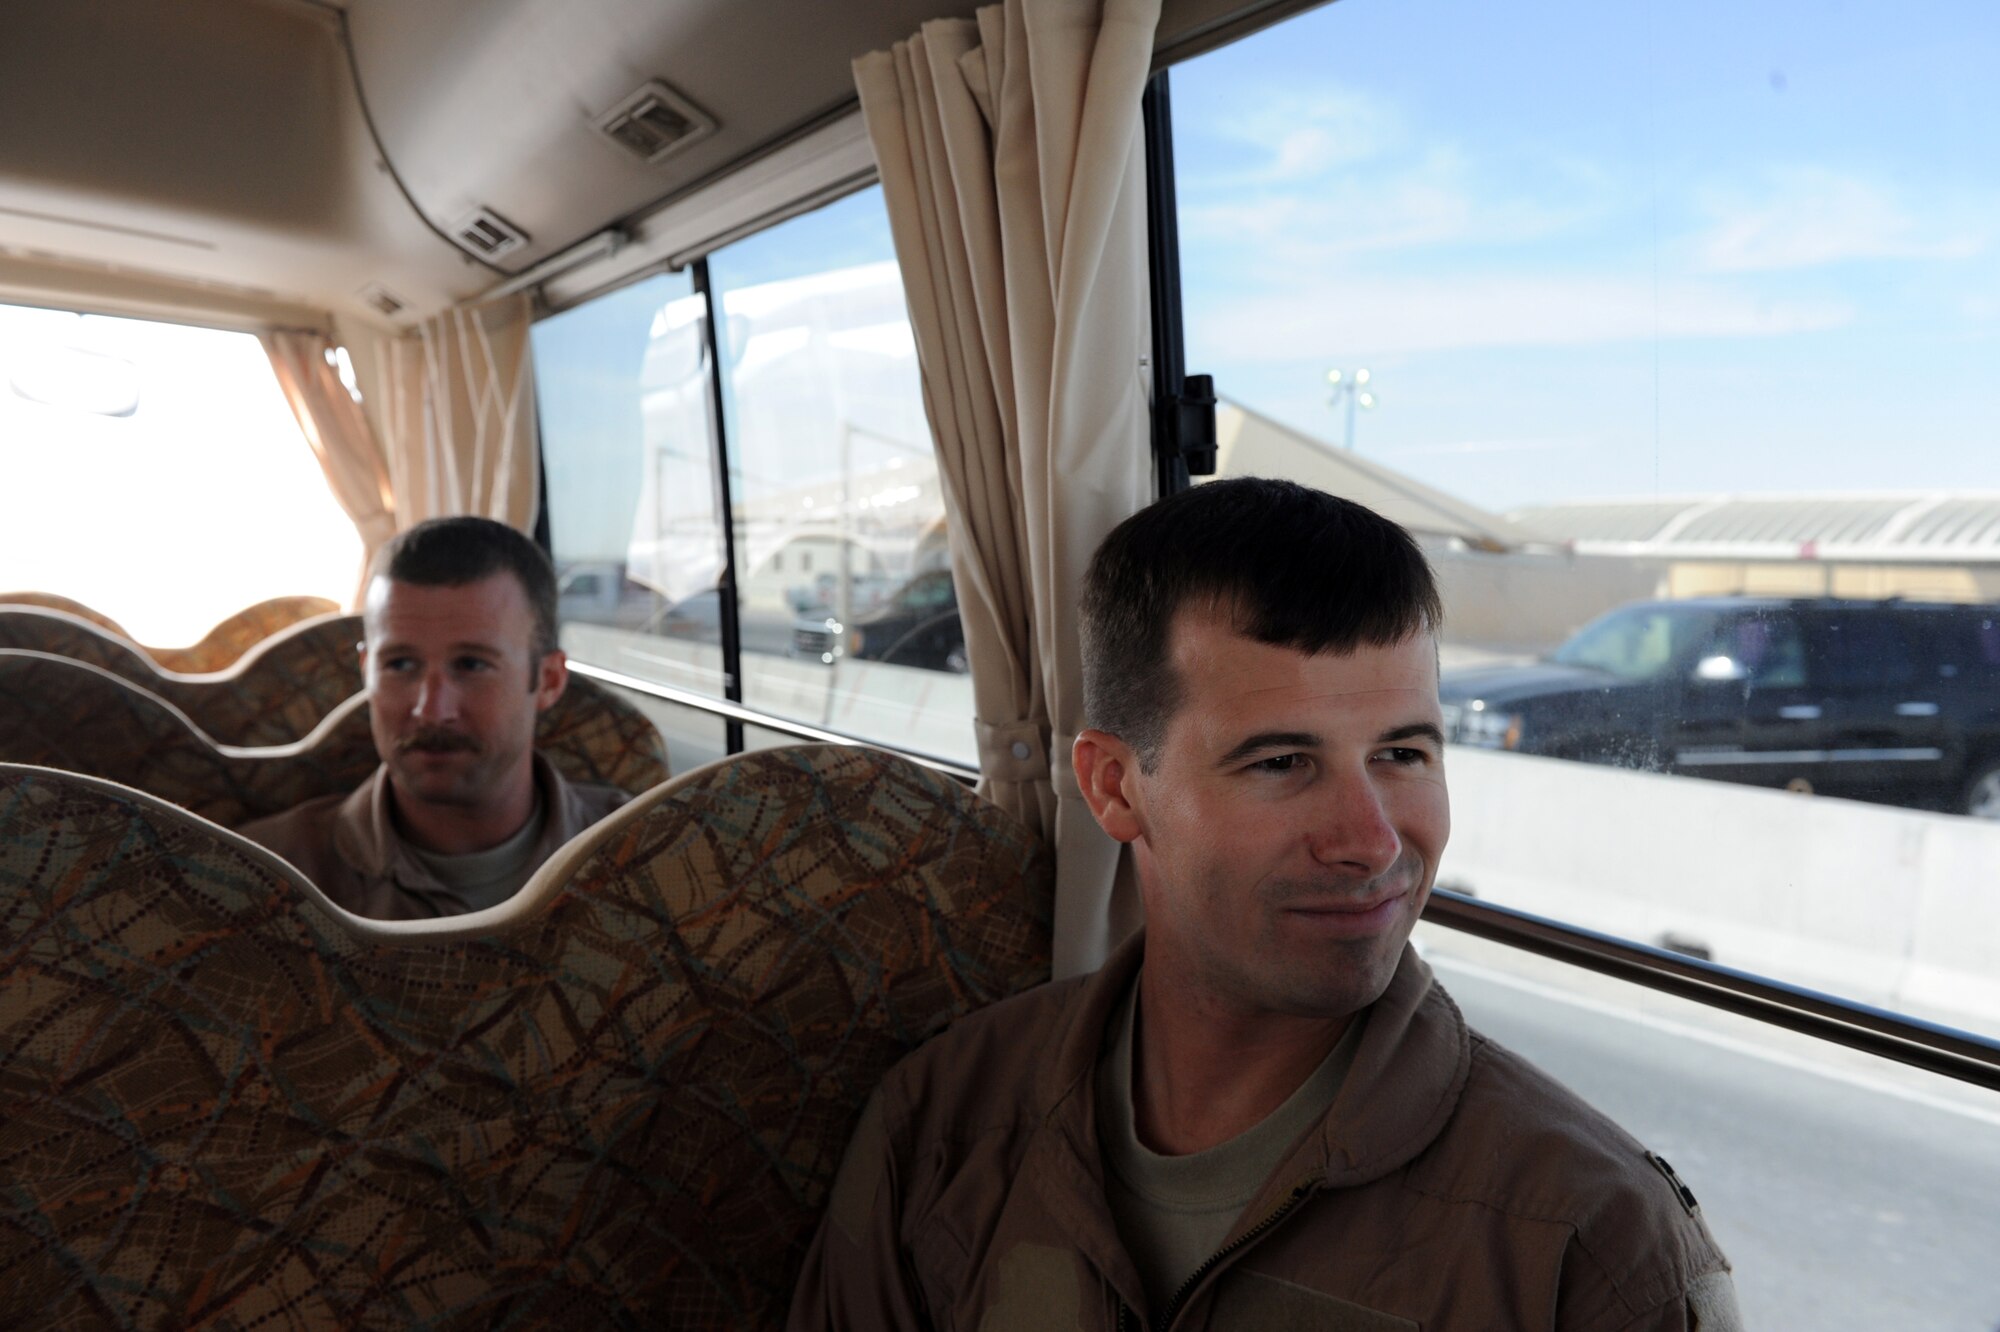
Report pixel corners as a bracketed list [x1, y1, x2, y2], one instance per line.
[0, 303, 361, 645]
[1166, 0, 2000, 1028]
[706, 188, 976, 767]
[534, 269, 736, 765]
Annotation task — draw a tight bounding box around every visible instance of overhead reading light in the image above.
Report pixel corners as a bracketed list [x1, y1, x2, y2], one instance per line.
[595, 79, 717, 165]
[358, 283, 408, 318]
[450, 207, 530, 261]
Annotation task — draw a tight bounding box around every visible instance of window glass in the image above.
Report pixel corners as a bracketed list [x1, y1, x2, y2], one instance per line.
[0, 303, 361, 644]
[1694, 612, 1807, 688]
[1170, 0, 2000, 1046]
[1414, 924, 2000, 1329]
[534, 270, 730, 764]
[1806, 611, 1916, 687]
[1550, 603, 1718, 681]
[706, 189, 975, 767]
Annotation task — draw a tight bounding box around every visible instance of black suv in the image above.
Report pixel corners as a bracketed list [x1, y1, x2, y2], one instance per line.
[791, 569, 968, 673]
[1439, 597, 2000, 818]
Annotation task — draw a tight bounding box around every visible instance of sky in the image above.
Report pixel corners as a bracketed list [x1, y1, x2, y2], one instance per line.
[1168, 0, 2000, 512]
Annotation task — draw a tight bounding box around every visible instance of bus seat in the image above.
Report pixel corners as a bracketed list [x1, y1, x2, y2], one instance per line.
[0, 651, 667, 828]
[0, 649, 381, 827]
[147, 594, 344, 672]
[530, 672, 671, 794]
[0, 745, 1051, 1329]
[0, 590, 127, 636]
[0, 607, 365, 746]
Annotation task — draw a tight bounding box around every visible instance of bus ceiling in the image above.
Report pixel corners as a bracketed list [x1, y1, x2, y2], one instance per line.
[0, 0, 1322, 332]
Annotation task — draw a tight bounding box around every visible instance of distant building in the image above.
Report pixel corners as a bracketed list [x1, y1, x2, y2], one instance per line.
[1512, 494, 2000, 603]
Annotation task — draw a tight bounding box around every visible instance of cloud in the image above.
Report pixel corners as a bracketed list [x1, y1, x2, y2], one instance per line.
[1182, 86, 1403, 189]
[1180, 146, 1599, 262]
[1691, 169, 1985, 272]
[1190, 274, 1853, 360]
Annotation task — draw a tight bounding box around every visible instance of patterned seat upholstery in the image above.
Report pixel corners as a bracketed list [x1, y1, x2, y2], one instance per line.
[0, 746, 1053, 1330]
[0, 650, 381, 827]
[0, 651, 670, 827]
[0, 594, 341, 671]
[148, 594, 343, 672]
[0, 608, 365, 746]
[0, 590, 126, 635]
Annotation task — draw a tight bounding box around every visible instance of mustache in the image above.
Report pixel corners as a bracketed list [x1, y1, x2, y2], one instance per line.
[396, 727, 480, 755]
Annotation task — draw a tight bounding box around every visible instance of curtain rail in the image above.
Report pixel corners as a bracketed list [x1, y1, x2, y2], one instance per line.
[573, 654, 2000, 1092]
[1423, 890, 2000, 1092]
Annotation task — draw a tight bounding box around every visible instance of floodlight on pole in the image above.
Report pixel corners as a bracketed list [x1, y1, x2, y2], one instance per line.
[1325, 367, 1377, 451]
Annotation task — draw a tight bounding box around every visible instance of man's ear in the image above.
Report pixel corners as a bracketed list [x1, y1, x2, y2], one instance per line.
[533, 648, 568, 712]
[1072, 728, 1143, 844]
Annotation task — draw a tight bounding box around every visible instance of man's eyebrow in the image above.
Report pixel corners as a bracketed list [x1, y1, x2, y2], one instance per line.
[370, 640, 504, 656]
[1380, 722, 1446, 748]
[1215, 731, 1321, 767]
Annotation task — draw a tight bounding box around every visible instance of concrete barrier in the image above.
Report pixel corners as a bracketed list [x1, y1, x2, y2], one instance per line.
[1441, 748, 2000, 1032]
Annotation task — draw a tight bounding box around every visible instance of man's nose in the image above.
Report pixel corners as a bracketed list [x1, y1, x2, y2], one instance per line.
[413, 669, 461, 722]
[1306, 766, 1403, 876]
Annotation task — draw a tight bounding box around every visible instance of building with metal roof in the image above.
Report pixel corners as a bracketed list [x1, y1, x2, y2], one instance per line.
[1510, 493, 2000, 564]
[1506, 493, 2000, 607]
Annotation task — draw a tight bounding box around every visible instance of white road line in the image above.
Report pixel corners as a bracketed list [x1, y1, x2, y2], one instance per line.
[1429, 953, 2000, 1131]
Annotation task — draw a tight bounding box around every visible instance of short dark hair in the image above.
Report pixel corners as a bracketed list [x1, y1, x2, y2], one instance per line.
[1080, 477, 1442, 769]
[370, 516, 559, 661]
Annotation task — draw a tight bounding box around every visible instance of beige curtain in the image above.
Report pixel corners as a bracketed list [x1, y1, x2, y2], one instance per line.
[855, 0, 1158, 977]
[261, 329, 398, 603]
[375, 294, 542, 533]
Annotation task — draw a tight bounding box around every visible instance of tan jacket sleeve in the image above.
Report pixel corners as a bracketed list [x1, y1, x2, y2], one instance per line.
[786, 1089, 936, 1332]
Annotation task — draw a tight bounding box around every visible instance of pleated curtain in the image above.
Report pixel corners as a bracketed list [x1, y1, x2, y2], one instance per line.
[261, 329, 398, 603]
[375, 294, 542, 535]
[263, 295, 541, 602]
[855, 0, 1158, 977]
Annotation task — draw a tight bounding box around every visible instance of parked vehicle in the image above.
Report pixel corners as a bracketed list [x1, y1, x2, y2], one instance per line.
[792, 568, 966, 673]
[1440, 597, 2000, 817]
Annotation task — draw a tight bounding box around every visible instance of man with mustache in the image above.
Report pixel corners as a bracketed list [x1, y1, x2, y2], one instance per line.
[790, 478, 1739, 1330]
[242, 516, 628, 919]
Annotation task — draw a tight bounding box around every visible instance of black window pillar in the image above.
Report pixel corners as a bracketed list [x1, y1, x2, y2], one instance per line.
[1143, 69, 1215, 498]
[693, 257, 747, 754]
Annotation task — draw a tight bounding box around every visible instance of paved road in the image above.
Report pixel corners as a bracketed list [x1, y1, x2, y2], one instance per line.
[1421, 934, 2000, 1330]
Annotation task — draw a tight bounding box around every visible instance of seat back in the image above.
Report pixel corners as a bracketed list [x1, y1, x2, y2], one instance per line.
[0, 608, 365, 745]
[148, 594, 343, 672]
[0, 746, 1052, 1329]
[0, 589, 127, 635]
[0, 652, 668, 827]
[0, 650, 380, 826]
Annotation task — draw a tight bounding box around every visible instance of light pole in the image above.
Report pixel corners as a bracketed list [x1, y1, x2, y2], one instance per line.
[1325, 367, 1376, 451]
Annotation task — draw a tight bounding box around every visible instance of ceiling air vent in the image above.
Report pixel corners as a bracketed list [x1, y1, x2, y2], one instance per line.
[595, 80, 717, 165]
[358, 283, 407, 318]
[450, 207, 530, 261]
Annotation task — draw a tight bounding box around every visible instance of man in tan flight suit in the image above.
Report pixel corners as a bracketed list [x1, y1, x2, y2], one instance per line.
[788, 478, 1741, 1330]
[243, 517, 626, 919]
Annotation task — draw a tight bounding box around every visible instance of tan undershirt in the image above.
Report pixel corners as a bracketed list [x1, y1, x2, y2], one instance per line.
[407, 789, 547, 912]
[1096, 977, 1363, 1322]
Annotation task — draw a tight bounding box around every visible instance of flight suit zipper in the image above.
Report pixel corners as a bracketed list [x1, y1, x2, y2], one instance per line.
[1114, 1178, 1317, 1332]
